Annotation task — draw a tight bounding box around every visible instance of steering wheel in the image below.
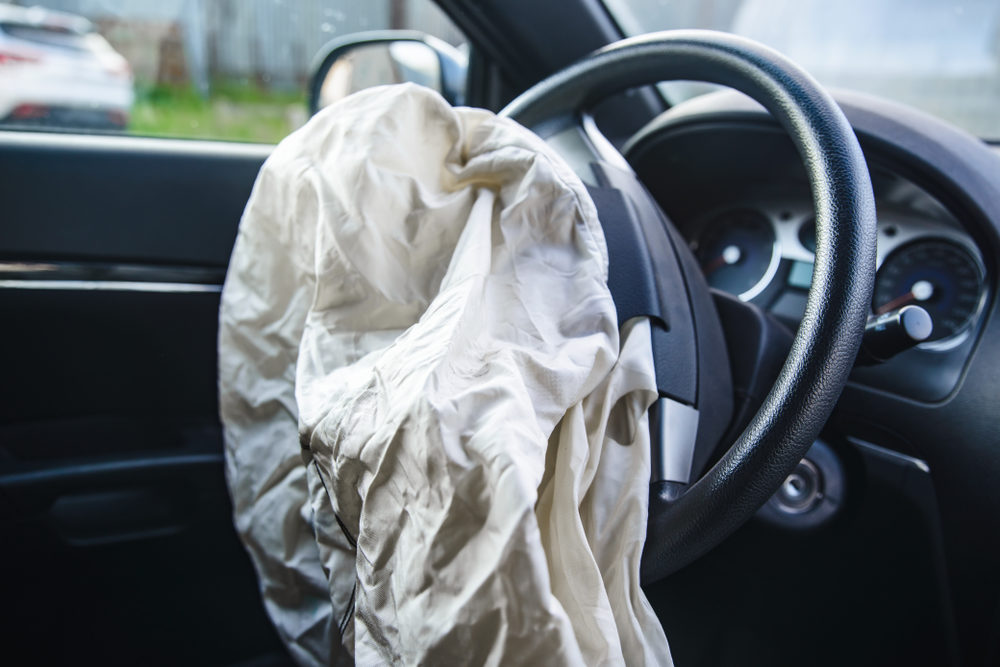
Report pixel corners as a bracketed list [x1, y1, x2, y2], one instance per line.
[500, 30, 877, 582]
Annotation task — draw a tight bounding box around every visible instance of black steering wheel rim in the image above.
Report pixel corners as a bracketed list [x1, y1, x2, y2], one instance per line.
[500, 30, 877, 582]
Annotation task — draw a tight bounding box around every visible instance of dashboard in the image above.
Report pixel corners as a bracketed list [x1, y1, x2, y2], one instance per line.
[616, 89, 1000, 664]
[623, 90, 996, 403]
[688, 174, 987, 349]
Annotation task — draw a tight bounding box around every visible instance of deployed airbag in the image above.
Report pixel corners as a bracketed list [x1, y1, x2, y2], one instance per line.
[220, 83, 672, 665]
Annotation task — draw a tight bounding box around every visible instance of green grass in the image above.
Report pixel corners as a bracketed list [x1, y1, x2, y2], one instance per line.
[129, 81, 308, 144]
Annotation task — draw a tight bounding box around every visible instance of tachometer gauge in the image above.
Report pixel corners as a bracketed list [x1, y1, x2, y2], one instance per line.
[693, 210, 777, 300]
[873, 240, 984, 343]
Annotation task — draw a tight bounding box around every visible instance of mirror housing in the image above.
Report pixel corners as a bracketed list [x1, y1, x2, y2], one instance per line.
[308, 30, 468, 114]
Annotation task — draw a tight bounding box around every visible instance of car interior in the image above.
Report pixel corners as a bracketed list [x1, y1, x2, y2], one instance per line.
[1, 0, 998, 665]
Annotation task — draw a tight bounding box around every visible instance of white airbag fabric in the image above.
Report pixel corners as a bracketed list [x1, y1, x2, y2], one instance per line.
[219, 83, 672, 665]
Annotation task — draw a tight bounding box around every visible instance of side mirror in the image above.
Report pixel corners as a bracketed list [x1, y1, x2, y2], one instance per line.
[308, 30, 468, 114]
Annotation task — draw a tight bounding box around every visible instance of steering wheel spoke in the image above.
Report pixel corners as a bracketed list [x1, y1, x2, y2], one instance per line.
[652, 397, 700, 485]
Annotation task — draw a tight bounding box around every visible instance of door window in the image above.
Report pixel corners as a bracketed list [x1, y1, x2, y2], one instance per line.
[0, 0, 467, 143]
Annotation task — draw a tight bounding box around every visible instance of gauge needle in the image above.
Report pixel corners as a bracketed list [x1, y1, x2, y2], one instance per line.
[702, 244, 742, 275]
[876, 279, 935, 314]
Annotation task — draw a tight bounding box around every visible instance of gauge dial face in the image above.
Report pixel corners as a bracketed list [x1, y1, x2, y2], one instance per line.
[873, 240, 983, 342]
[693, 210, 777, 299]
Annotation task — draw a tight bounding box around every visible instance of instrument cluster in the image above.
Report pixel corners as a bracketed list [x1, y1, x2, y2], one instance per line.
[686, 195, 988, 350]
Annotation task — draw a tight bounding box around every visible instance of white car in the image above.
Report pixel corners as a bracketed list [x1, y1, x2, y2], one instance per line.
[0, 3, 133, 129]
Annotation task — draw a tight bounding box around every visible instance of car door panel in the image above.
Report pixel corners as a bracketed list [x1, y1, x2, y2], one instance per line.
[0, 132, 284, 665]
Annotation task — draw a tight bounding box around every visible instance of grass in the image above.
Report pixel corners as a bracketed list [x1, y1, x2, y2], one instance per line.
[129, 80, 308, 144]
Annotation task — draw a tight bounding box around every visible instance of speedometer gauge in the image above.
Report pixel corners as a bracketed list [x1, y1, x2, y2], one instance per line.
[873, 240, 984, 343]
[693, 210, 777, 300]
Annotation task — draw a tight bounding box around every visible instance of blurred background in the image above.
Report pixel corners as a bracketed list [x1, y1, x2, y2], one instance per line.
[0, 0, 464, 142]
[3, 0, 997, 142]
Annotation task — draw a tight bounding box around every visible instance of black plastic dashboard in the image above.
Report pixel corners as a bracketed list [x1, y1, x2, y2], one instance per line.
[624, 90, 998, 404]
[622, 89, 1000, 664]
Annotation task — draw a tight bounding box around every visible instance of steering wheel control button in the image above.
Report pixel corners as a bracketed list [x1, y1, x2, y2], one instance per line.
[757, 440, 845, 530]
[856, 304, 933, 365]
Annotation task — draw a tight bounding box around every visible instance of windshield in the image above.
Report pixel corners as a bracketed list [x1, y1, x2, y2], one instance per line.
[603, 0, 1000, 140]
